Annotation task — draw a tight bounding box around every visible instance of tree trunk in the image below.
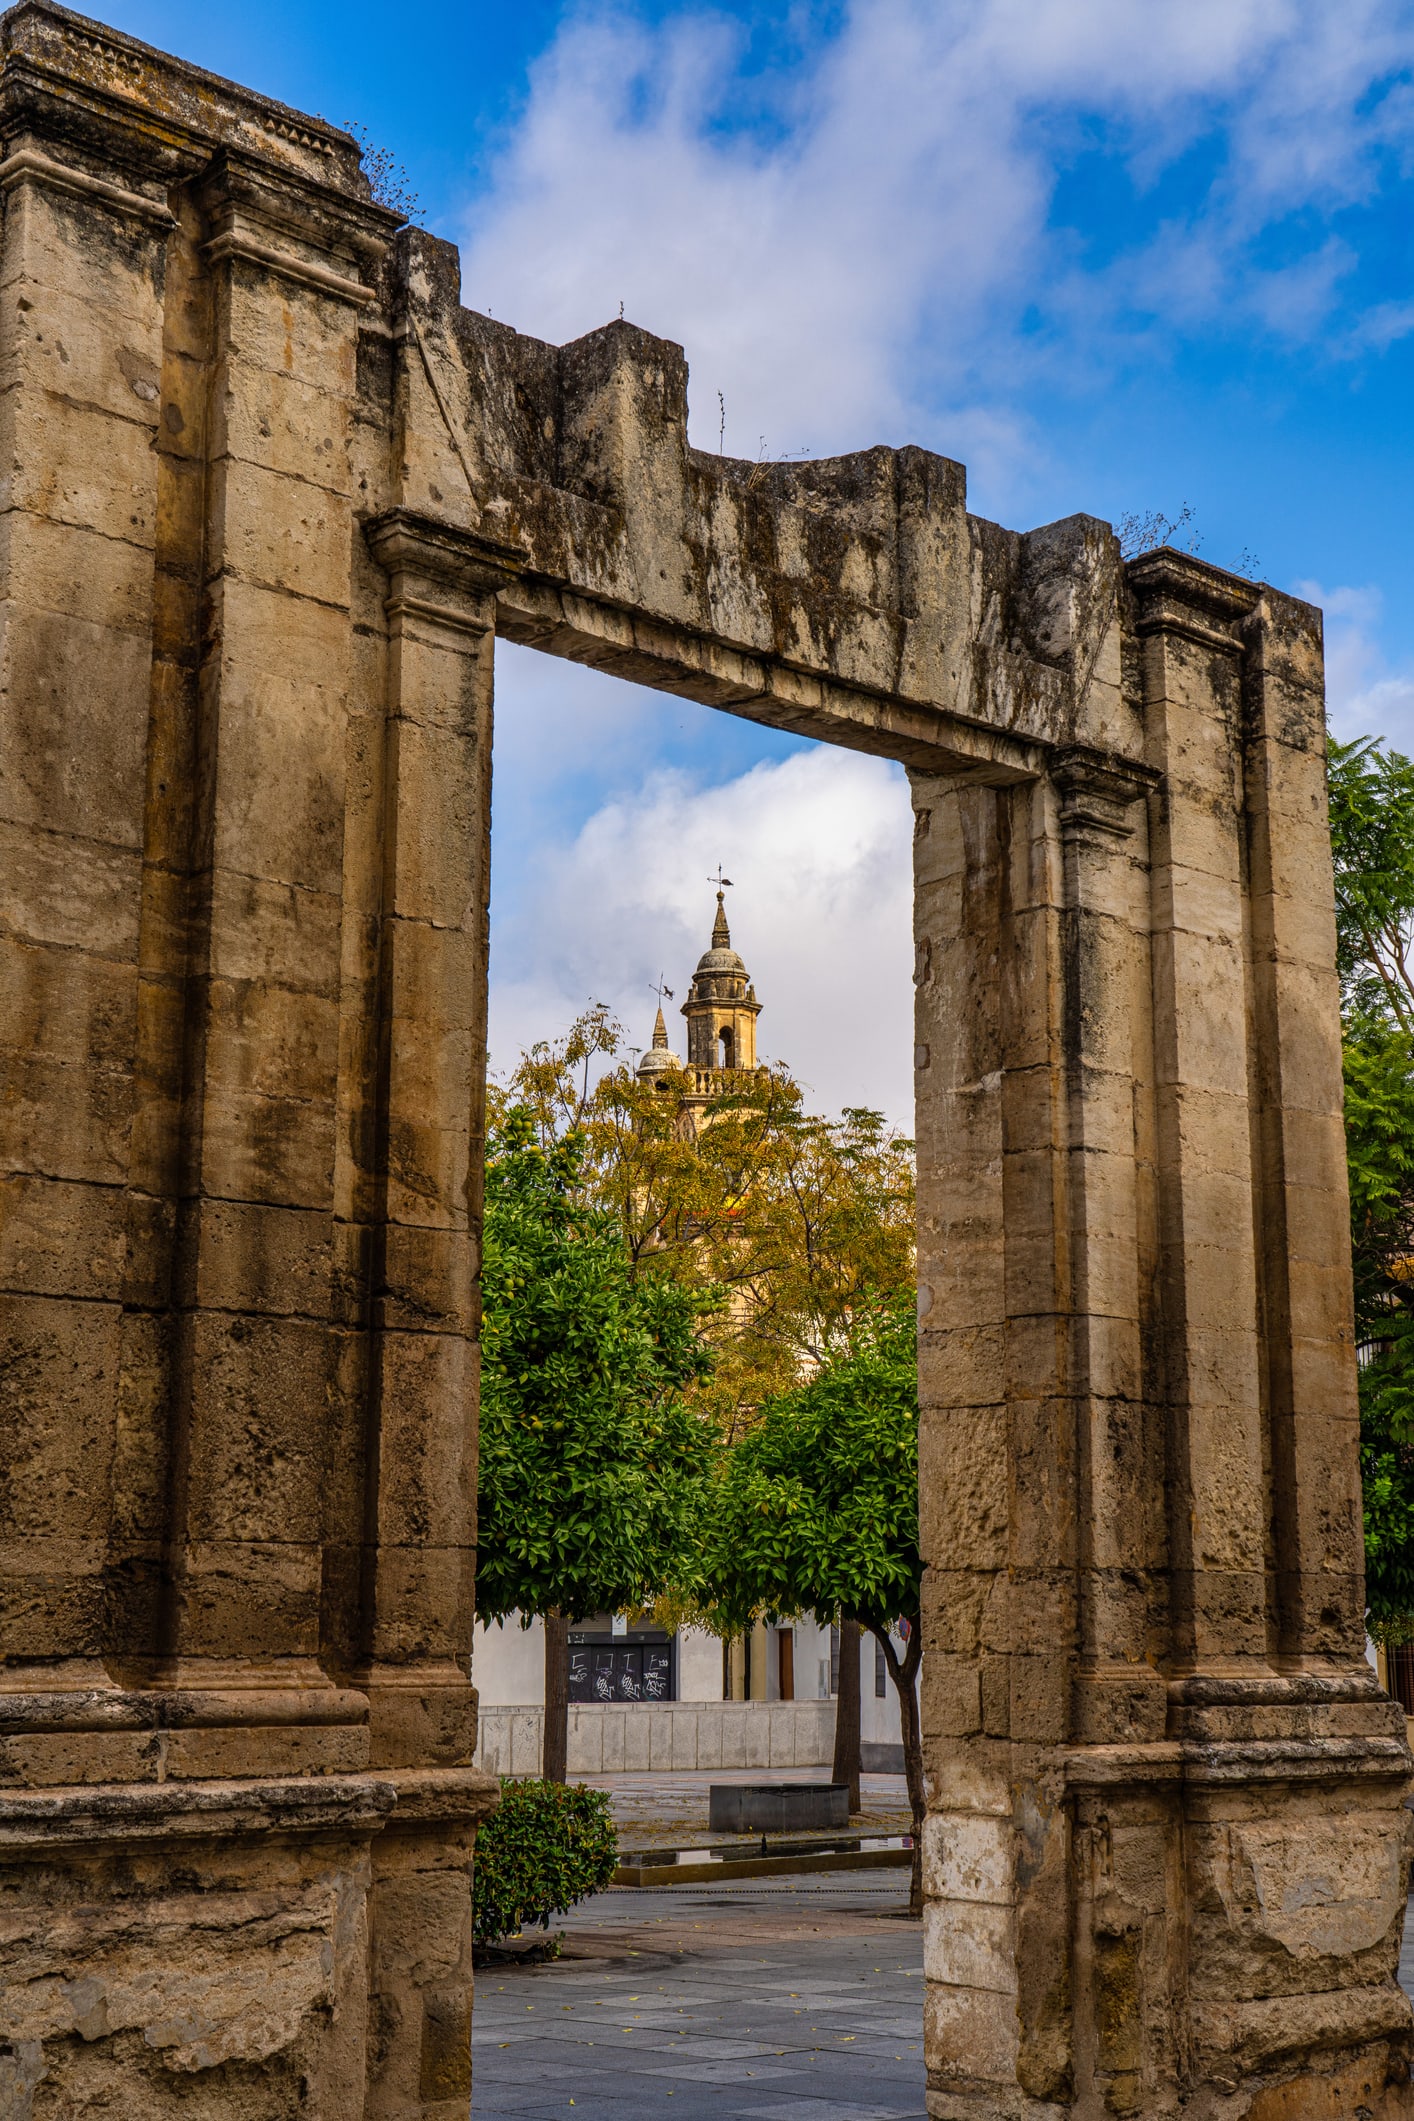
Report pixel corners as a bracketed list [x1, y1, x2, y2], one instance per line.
[872, 1619, 925, 1918]
[543, 1610, 569, 1784]
[832, 1615, 862, 1813]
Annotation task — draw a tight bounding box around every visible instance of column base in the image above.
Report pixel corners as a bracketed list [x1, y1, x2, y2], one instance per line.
[0, 1766, 499, 2119]
[924, 1689, 1414, 2119]
[927, 2032, 1414, 2119]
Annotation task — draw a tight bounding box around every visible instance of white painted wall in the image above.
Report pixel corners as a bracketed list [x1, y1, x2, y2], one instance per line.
[862, 1624, 908, 1748]
[676, 1624, 724, 1700]
[472, 1609, 914, 1765]
[475, 1614, 545, 1705]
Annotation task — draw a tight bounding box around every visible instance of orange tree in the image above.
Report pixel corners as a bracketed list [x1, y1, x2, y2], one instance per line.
[489, 1007, 916, 1433]
[1329, 735, 1414, 1640]
[699, 1290, 924, 1913]
[476, 1111, 719, 1780]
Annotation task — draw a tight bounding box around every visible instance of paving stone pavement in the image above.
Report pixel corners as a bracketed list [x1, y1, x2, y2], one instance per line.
[472, 1872, 925, 2119]
[476, 1877, 1414, 2118]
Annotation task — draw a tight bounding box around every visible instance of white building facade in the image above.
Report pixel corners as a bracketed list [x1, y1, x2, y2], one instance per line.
[473, 1611, 907, 1778]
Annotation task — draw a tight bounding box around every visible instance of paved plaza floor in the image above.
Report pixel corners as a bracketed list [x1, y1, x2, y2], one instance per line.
[472, 1872, 925, 2120]
[472, 1773, 1414, 2120]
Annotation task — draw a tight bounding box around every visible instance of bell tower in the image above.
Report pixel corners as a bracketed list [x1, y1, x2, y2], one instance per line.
[681, 890, 762, 1072]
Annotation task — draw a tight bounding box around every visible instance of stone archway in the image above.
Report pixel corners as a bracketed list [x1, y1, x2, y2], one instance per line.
[0, 6, 1409, 2116]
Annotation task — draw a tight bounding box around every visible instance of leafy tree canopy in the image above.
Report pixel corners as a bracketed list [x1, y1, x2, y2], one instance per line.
[487, 1006, 915, 1437]
[475, 1110, 720, 1627]
[700, 1288, 921, 1639]
[1329, 734, 1414, 1639]
[1328, 734, 1414, 1033]
[697, 1286, 926, 1905]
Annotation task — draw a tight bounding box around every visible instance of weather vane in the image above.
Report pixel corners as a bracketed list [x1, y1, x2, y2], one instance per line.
[652, 973, 675, 1005]
[708, 866, 734, 892]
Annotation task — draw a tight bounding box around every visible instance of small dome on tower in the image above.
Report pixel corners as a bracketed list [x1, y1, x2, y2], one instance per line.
[636, 1005, 682, 1083]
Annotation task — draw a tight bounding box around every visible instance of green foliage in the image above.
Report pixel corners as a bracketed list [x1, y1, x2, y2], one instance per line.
[490, 1007, 916, 1435]
[1329, 733, 1414, 1634]
[1328, 734, 1414, 1033]
[1360, 1326, 1414, 1643]
[1343, 1011, 1414, 1332]
[701, 1290, 920, 1638]
[476, 1110, 721, 1624]
[474, 1779, 618, 1945]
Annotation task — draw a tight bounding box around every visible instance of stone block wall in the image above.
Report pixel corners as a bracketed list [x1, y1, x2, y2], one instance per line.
[474, 1700, 836, 1778]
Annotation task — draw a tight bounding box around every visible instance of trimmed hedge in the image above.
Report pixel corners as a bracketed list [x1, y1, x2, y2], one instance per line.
[474, 1777, 619, 1945]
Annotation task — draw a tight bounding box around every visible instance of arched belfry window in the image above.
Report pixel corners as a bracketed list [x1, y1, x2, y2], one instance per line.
[719, 1025, 734, 1068]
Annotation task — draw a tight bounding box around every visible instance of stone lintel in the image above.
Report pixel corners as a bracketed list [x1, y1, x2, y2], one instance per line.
[498, 572, 1048, 779]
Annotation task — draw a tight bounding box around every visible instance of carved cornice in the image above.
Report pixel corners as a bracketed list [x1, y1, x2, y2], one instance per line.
[0, 142, 172, 225]
[194, 149, 397, 265]
[202, 224, 376, 307]
[1126, 546, 1261, 656]
[1051, 743, 1160, 841]
[0, 2, 368, 195]
[364, 509, 527, 619]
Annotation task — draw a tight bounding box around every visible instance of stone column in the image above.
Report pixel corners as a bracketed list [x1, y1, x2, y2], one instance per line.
[145, 148, 386, 1738]
[358, 510, 516, 2121]
[1241, 587, 1367, 1662]
[0, 65, 182, 1734]
[1131, 553, 1411, 2113]
[914, 767, 1080, 2108]
[914, 548, 1413, 2118]
[0, 15, 496, 2115]
[357, 510, 516, 1775]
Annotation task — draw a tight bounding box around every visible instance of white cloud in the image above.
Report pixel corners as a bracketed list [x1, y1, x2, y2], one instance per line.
[1297, 578, 1414, 754]
[473, 4, 1414, 1117]
[488, 672, 916, 1127]
[458, 0, 1414, 470]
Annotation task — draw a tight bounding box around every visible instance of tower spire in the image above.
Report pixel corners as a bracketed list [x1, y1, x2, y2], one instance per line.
[650, 1005, 669, 1049]
[711, 890, 731, 949]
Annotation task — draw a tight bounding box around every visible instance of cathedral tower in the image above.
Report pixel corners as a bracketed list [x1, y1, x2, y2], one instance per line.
[681, 891, 762, 1071]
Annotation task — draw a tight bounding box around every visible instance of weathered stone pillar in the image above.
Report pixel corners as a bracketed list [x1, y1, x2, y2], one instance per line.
[357, 510, 516, 2121]
[914, 531, 1413, 2118]
[0, 11, 495, 2112]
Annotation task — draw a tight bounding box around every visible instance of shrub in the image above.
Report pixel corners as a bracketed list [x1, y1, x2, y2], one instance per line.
[474, 1778, 618, 1945]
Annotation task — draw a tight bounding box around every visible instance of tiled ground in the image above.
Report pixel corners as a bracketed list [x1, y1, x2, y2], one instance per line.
[475, 1854, 1414, 2119]
[472, 1872, 925, 2120]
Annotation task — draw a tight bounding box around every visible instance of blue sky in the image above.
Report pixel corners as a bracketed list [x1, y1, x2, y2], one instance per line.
[104, 0, 1414, 1119]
